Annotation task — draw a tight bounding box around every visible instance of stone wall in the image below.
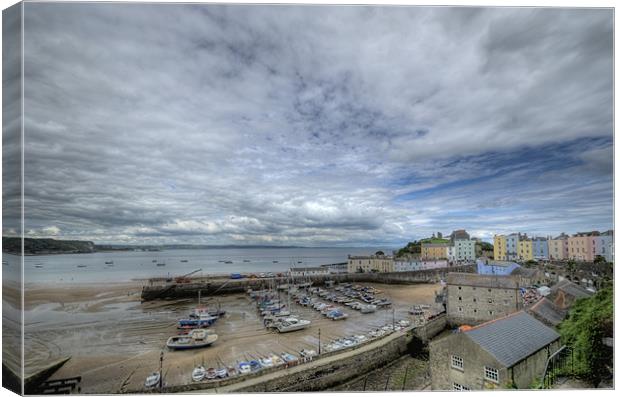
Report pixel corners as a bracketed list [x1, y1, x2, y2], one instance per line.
[446, 284, 522, 326]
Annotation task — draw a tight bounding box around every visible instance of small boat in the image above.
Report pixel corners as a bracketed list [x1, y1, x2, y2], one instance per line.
[272, 260, 279, 263]
[299, 349, 317, 358]
[178, 314, 218, 328]
[192, 366, 206, 382]
[205, 367, 217, 380]
[276, 318, 311, 333]
[166, 329, 218, 350]
[259, 357, 273, 367]
[270, 354, 285, 366]
[243, 259, 251, 262]
[152, 260, 157, 262]
[224, 260, 233, 264]
[181, 259, 189, 262]
[327, 310, 348, 320]
[280, 352, 297, 363]
[238, 362, 251, 374]
[248, 360, 262, 372]
[227, 366, 238, 377]
[34, 264, 43, 268]
[361, 304, 377, 314]
[77, 264, 87, 268]
[105, 261, 113, 265]
[157, 262, 166, 267]
[145, 372, 160, 388]
[216, 368, 228, 378]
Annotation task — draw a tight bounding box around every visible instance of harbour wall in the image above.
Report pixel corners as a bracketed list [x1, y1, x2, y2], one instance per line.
[140, 264, 475, 301]
[136, 314, 447, 393]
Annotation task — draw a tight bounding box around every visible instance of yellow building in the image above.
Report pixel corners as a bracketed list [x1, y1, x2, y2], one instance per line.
[347, 252, 394, 273]
[518, 239, 533, 261]
[494, 235, 507, 261]
[421, 243, 450, 259]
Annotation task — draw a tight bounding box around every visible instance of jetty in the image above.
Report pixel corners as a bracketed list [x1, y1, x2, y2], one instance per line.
[140, 264, 475, 301]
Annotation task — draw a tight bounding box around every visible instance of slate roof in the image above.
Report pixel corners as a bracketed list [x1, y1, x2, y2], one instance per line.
[510, 267, 539, 277]
[465, 311, 560, 367]
[527, 298, 567, 327]
[447, 272, 519, 289]
[551, 279, 593, 300]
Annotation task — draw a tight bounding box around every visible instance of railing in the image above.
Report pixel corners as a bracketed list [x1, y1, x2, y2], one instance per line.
[541, 345, 573, 389]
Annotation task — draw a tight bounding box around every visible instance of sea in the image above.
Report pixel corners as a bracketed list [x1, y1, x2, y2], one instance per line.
[3, 247, 391, 285]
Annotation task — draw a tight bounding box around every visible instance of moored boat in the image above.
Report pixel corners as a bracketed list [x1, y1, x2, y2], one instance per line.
[144, 372, 160, 388]
[276, 318, 311, 333]
[192, 366, 206, 382]
[166, 329, 218, 350]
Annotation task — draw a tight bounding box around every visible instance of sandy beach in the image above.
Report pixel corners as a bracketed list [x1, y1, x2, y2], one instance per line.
[23, 281, 441, 393]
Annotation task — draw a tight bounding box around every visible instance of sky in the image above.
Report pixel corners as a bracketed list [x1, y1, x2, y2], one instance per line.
[2, 3, 613, 246]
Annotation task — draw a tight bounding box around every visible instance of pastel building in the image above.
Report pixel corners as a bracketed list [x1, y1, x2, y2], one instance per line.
[422, 243, 451, 260]
[518, 239, 533, 261]
[394, 259, 449, 272]
[548, 234, 569, 260]
[454, 239, 476, 261]
[493, 235, 507, 261]
[568, 232, 597, 262]
[532, 237, 549, 260]
[505, 233, 520, 261]
[347, 252, 394, 273]
[594, 230, 613, 261]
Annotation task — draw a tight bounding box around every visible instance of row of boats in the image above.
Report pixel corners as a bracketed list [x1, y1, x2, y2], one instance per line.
[251, 289, 313, 332]
[167, 294, 226, 350]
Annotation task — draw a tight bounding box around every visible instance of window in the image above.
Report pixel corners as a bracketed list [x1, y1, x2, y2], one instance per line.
[458, 307, 463, 312]
[451, 355, 464, 370]
[458, 296, 462, 301]
[453, 382, 470, 391]
[473, 298, 477, 303]
[484, 366, 499, 383]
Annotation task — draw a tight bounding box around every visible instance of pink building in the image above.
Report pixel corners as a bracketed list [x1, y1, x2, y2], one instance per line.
[567, 232, 599, 262]
[548, 234, 569, 260]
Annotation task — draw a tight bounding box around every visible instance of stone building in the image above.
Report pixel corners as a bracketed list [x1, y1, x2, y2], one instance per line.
[422, 243, 450, 259]
[446, 273, 523, 326]
[347, 252, 394, 273]
[430, 311, 561, 390]
[510, 267, 549, 287]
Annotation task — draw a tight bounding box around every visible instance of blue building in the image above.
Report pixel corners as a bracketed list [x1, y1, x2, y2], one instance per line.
[476, 259, 520, 275]
[505, 233, 521, 261]
[532, 237, 549, 260]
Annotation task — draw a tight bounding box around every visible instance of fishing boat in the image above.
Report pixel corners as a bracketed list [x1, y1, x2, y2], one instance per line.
[178, 313, 218, 328]
[205, 367, 217, 380]
[216, 368, 228, 378]
[326, 310, 348, 320]
[280, 352, 298, 363]
[144, 372, 160, 388]
[157, 262, 166, 267]
[360, 304, 377, 314]
[192, 366, 206, 381]
[276, 318, 311, 333]
[105, 261, 114, 265]
[238, 362, 251, 374]
[166, 329, 218, 350]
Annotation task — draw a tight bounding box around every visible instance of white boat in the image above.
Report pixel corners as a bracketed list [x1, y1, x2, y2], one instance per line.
[166, 329, 218, 350]
[300, 349, 317, 358]
[259, 357, 274, 368]
[192, 366, 206, 382]
[276, 318, 311, 333]
[145, 372, 160, 388]
[360, 304, 377, 313]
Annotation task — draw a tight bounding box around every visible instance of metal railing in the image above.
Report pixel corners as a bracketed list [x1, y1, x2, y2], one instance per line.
[541, 345, 573, 388]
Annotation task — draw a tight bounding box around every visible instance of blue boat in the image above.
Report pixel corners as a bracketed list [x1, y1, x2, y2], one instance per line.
[178, 314, 218, 328]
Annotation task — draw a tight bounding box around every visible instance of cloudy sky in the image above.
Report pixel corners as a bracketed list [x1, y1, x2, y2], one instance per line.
[5, 3, 613, 246]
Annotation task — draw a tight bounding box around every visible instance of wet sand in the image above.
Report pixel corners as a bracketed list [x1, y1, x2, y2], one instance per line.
[24, 281, 441, 393]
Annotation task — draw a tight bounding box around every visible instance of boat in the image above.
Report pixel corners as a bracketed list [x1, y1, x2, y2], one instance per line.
[144, 372, 160, 388]
[77, 264, 87, 268]
[181, 259, 189, 262]
[224, 260, 233, 264]
[243, 259, 251, 262]
[259, 357, 274, 368]
[249, 360, 262, 372]
[192, 366, 206, 381]
[152, 260, 157, 262]
[273, 260, 279, 263]
[157, 262, 166, 267]
[270, 354, 285, 366]
[166, 329, 218, 350]
[34, 264, 44, 268]
[105, 261, 114, 265]
[361, 304, 377, 314]
[227, 366, 238, 377]
[178, 313, 218, 328]
[326, 310, 348, 320]
[216, 368, 228, 378]
[276, 318, 311, 333]
[238, 362, 251, 374]
[299, 349, 317, 358]
[205, 367, 217, 380]
[280, 352, 297, 363]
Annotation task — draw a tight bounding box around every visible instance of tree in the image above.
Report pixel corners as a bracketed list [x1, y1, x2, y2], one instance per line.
[559, 287, 613, 385]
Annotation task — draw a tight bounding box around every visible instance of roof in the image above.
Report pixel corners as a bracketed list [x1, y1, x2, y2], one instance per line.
[527, 298, 567, 327]
[447, 272, 519, 289]
[510, 267, 539, 278]
[465, 311, 560, 367]
[289, 267, 326, 272]
[551, 279, 593, 300]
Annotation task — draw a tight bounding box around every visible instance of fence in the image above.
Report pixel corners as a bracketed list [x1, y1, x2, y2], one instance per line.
[541, 345, 573, 389]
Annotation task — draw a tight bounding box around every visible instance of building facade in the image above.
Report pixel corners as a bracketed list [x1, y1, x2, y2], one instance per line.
[430, 312, 561, 390]
[454, 239, 476, 261]
[531, 237, 548, 260]
[393, 259, 449, 272]
[505, 233, 520, 261]
[493, 235, 507, 261]
[289, 267, 330, 277]
[422, 243, 450, 260]
[347, 253, 394, 273]
[593, 230, 613, 261]
[446, 273, 523, 325]
[568, 232, 597, 262]
[517, 239, 533, 261]
[548, 234, 569, 260]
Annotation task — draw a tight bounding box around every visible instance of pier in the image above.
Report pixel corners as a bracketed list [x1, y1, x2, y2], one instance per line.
[140, 264, 475, 301]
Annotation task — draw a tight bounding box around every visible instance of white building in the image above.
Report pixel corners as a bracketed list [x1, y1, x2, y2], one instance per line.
[393, 259, 448, 272]
[289, 267, 329, 277]
[454, 239, 476, 261]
